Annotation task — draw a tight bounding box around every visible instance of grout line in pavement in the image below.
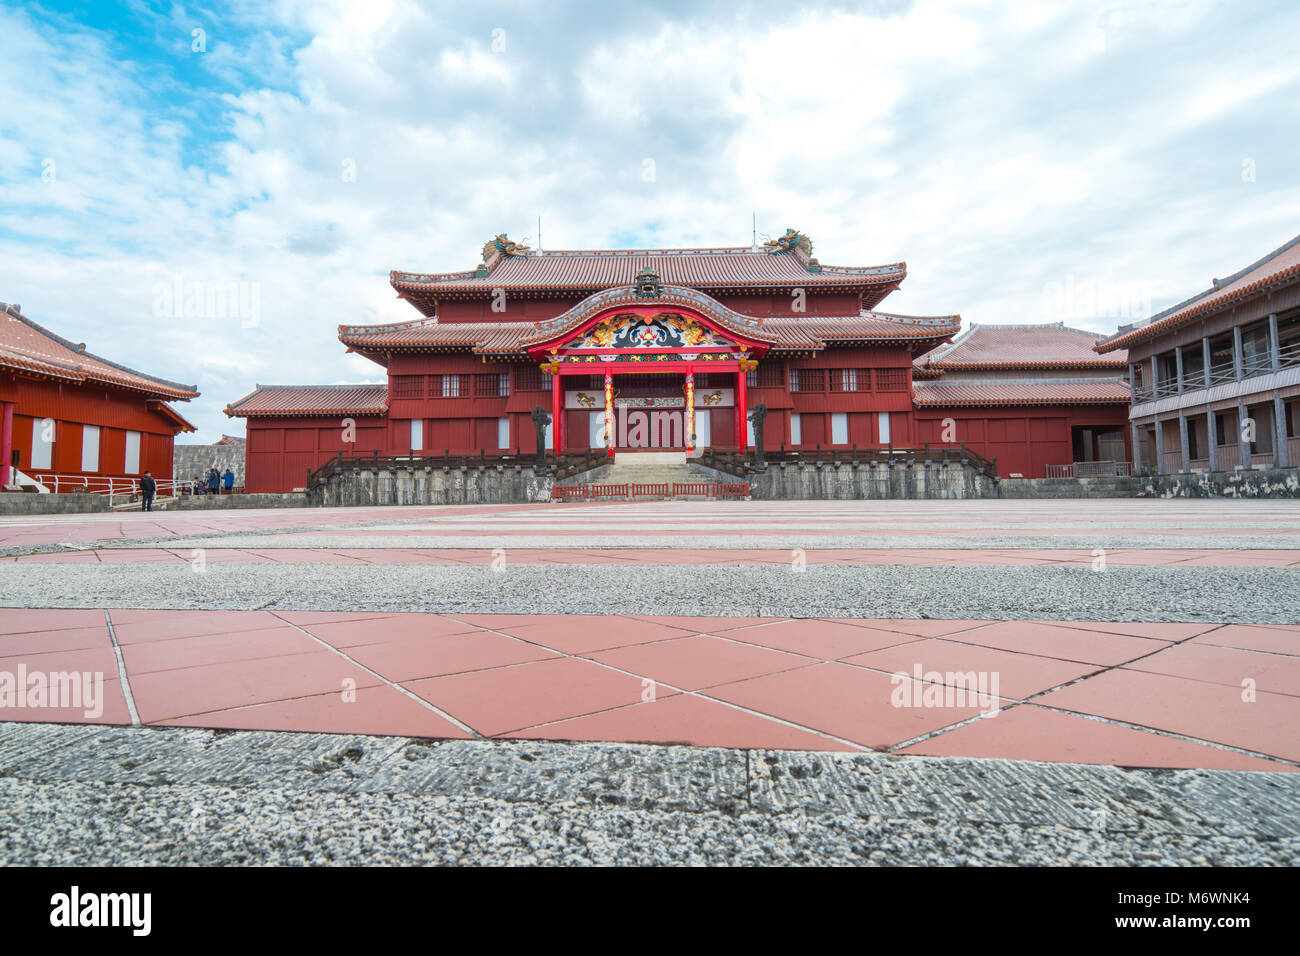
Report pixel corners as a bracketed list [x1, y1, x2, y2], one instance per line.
[102, 610, 141, 727]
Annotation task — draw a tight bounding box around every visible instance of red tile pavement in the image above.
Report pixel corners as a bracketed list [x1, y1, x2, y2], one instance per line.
[840, 638, 1101, 700]
[585, 634, 814, 691]
[0, 608, 108, 634]
[827, 618, 990, 639]
[163, 685, 473, 738]
[10, 546, 1300, 567]
[0, 607, 1297, 770]
[0, 674, 132, 725]
[128, 651, 386, 723]
[481, 615, 696, 654]
[703, 662, 998, 750]
[119, 626, 321, 675]
[1043, 620, 1217, 641]
[344, 631, 558, 682]
[404, 656, 666, 737]
[897, 704, 1293, 771]
[294, 614, 485, 649]
[109, 610, 282, 645]
[1036, 669, 1300, 763]
[511, 693, 850, 751]
[724, 619, 925, 660]
[1190, 624, 1300, 655]
[0, 625, 114, 657]
[1122, 642, 1300, 698]
[941, 621, 1174, 666]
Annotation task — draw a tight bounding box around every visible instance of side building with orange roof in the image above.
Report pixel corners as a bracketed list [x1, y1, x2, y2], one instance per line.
[0, 301, 198, 493]
[1096, 232, 1300, 474]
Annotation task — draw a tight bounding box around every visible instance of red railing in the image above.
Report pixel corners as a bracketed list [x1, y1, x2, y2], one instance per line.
[672, 482, 713, 497]
[552, 481, 750, 501]
[715, 483, 750, 497]
[551, 485, 589, 499]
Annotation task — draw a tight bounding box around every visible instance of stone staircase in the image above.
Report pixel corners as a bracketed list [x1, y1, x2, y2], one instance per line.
[589, 462, 702, 487]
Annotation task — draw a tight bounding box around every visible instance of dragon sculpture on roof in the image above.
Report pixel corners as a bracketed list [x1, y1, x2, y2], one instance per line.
[763, 228, 812, 257]
[483, 234, 533, 261]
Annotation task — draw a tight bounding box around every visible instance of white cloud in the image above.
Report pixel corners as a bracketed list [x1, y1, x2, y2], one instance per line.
[1, 0, 1298, 440]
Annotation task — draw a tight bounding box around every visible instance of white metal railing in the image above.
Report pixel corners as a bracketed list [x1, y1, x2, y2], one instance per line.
[1045, 460, 1133, 478]
[28, 473, 189, 504]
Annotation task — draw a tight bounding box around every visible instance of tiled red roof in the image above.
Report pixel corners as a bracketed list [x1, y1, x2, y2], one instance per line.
[149, 401, 198, 433]
[767, 312, 960, 351]
[339, 319, 530, 354]
[224, 384, 388, 418]
[391, 246, 906, 306]
[0, 304, 199, 400]
[923, 323, 1124, 369]
[1097, 233, 1300, 352]
[340, 300, 958, 356]
[912, 380, 1130, 406]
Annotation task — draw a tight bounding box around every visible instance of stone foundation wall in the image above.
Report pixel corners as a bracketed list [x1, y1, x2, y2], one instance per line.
[709, 460, 995, 499]
[311, 463, 556, 506]
[999, 466, 1300, 499]
[0, 492, 111, 514]
[163, 493, 308, 510]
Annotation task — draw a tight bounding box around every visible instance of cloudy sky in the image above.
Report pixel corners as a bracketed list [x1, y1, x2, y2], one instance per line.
[2, 0, 1298, 440]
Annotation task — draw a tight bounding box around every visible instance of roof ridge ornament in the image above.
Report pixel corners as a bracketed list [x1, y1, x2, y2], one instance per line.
[485, 234, 532, 260]
[763, 228, 812, 258]
[634, 267, 662, 299]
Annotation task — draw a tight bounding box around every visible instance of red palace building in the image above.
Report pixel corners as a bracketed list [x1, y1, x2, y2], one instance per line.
[227, 232, 1131, 491]
[1, 301, 198, 492]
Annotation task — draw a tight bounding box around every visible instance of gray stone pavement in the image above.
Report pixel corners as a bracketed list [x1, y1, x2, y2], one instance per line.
[3, 562, 1297, 623]
[1, 723, 1295, 865]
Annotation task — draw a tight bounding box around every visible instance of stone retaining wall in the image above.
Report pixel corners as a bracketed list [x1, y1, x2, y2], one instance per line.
[310, 463, 556, 506]
[999, 466, 1300, 499]
[0, 492, 110, 514]
[741, 460, 996, 499]
[162, 493, 308, 510]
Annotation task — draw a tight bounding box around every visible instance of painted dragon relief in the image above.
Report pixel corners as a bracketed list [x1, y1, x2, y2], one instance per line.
[567, 314, 730, 350]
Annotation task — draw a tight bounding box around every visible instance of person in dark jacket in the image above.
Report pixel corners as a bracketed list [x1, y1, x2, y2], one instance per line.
[207, 470, 220, 495]
[140, 471, 156, 512]
[222, 468, 235, 493]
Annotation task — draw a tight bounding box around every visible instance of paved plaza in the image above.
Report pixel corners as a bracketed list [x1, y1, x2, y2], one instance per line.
[1, 498, 1298, 864]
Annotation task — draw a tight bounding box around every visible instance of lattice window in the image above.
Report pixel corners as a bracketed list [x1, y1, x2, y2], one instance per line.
[474, 373, 507, 397]
[517, 366, 552, 391]
[498, 372, 510, 396]
[875, 368, 909, 391]
[830, 369, 864, 392]
[392, 375, 425, 399]
[439, 374, 462, 398]
[791, 368, 825, 392]
[696, 373, 733, 389]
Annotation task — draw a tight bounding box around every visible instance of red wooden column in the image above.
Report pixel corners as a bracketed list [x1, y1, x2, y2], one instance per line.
[603, 371, 614, 456]
[684, 367, 695, 454]
[0, 402, 12, 486]
[735, 364, 748, 450]
[550, 367, 564, 453]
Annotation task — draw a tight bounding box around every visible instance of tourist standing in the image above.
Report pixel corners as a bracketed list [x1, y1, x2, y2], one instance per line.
[140, 470, 156, 512]
[222, 467, 235, 494]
